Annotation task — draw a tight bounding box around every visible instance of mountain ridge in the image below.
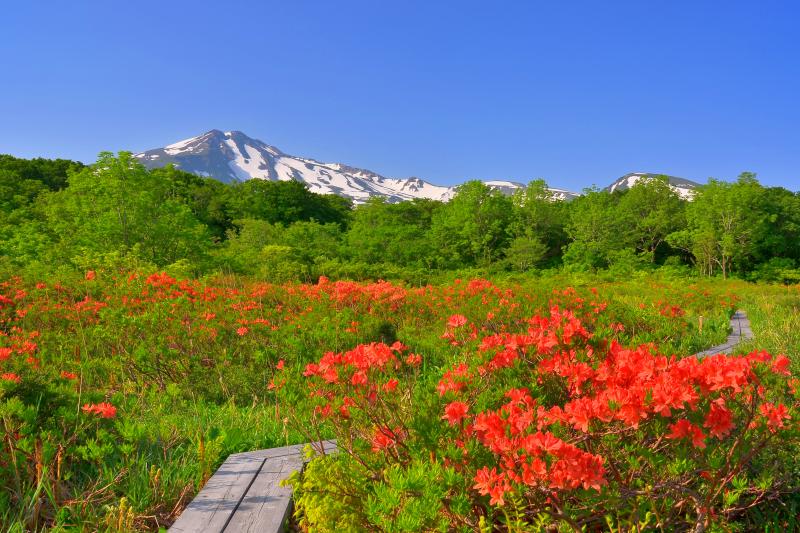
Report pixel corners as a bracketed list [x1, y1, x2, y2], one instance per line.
[135, 130, 699, 203]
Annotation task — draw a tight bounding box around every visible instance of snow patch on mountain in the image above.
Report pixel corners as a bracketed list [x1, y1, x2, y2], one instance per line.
[138, 131, 700, 204]
[135, 130, 580, 204]
[607, 172, 699, 199]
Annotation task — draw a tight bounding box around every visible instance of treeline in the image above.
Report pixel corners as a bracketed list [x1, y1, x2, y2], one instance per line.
[1, 152, 799, 282]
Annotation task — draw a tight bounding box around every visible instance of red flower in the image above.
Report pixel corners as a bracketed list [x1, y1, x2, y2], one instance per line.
[703, 398, 734, 439]
[667, 419, 706, 449]
[405, 353, 422, 366]
[760, 402, 790, 430]
[276, 359, 285, 371]
[442, 401, 469, 425]
[473, 466, 510, 506]
[60, 371, 78, 380]
[383, 378, 399, 392]
[314, 403, 332, 418]
[236, 327, 249, 336]
[525, 431, 564, 454]
[82, 402, 116, 418]
[350, 370, 368, 386]
[145, 272, 176, 288]
[447, 314, 468, 328]
[321, 367, 339, 384]
[521, 457, 547, 485]
[1, 372, 21, 383]
[85, 270, 96, 281]
[772, 355, 791, 376]
[371, 426, 399, 451]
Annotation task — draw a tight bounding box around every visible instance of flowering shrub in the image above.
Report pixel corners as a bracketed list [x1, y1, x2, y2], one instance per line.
[293, 305, 799, 531]
[82, 401, 118, 418]
[0, 271, 778, 530]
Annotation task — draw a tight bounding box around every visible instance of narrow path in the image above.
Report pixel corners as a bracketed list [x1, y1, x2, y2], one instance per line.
[693, 310, 753, 358]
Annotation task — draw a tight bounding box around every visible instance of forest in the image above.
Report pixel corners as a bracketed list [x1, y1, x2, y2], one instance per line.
[1, 152, 799, 283]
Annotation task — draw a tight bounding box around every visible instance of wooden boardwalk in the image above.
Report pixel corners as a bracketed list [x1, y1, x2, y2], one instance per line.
[169, 440, 335, 533]
[694, 310, 752, 358]
[169, 311, 753, 532]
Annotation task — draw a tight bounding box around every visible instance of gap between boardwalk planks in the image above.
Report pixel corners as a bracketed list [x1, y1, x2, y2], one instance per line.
[169, 311, 752, 532]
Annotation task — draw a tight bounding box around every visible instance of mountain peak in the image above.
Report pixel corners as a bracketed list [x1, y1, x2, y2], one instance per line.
[135, 130, 452, 202]
[136, 130, 643, 204]
[606, 172, 700, 199]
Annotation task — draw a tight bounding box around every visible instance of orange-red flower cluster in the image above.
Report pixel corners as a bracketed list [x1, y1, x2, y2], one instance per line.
[1, 372, 21, 383]
[431, 310, 795, 507]
[82, 402, 117, 418]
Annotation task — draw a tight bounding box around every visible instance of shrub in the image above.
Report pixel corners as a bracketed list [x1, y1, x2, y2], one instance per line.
[293, 305, 798, 531]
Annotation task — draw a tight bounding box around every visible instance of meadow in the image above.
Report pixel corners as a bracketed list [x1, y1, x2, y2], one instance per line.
[0, 269, 796, 531]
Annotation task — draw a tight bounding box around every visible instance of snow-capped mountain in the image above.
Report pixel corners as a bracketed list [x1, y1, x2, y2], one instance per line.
[136, 131, 701, 204]
[606, 172, 700, 199]
[135, 130, 578, 203]
[482, 180, 579, 201]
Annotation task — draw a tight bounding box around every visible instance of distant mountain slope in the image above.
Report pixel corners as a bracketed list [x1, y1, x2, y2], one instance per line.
[606, 172, 700, 199]
[135, 130, 580, 203]
[136, 130, 702, 203]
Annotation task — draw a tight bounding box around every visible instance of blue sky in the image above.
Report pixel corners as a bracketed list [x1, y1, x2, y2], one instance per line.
[1, 0, 798, 190]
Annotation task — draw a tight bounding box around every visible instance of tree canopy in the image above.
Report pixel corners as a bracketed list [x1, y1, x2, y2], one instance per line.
[0, 153, 798, 282]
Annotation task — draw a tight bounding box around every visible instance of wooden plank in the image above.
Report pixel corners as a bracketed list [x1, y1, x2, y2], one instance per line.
[226, 444, 303, 462]
[228, 440, 337, 461]
[169, 453, 266, 533]
[169, 441, 336, 533]
[223, 455, 305, 532]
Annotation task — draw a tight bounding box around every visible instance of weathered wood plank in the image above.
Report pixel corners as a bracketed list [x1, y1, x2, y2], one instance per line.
[168, 440, 336, 533]
[169, 453, 265, 533]
[223, 455, 304, 532]
[228, 440, 337, 461]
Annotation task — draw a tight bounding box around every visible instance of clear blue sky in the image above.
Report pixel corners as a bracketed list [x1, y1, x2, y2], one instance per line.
[1, 0, 798, 191]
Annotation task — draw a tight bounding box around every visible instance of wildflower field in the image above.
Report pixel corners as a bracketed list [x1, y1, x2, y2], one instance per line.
[0, 271, 797, 531]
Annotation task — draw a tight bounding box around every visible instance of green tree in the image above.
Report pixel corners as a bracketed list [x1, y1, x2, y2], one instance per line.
[503, 235, 549, 271]
[562, 188, 626, 270]
[150, 165, 235, 240]
[0, 154, 83, 191]
[345, 198, 441, 267]
[282, 221, 343, 266]
[758, 186, 800, 262]
[509, 179, 569, 266]
[42, 152, 211, 268]
[227, 179, 351, 227]
[430, 181, 513, 267]
[668, 174, 768, 277]
[615, 176, 686, 262]
[217, 218, 284, 273]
